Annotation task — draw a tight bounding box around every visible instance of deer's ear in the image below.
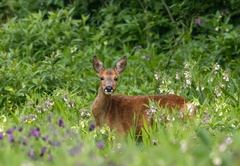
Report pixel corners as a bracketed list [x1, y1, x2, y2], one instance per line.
[115, 56, 127, 74]
[93, 56, 104, 73]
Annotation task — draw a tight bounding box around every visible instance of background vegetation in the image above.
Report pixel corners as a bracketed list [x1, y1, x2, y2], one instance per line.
[0, 0, 239, 165]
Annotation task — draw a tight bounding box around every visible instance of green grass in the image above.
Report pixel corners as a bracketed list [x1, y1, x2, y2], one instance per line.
[0, 58, 239, 166]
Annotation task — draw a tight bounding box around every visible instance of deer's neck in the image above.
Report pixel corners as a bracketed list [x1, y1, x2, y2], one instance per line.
[92, 88, 111, 126]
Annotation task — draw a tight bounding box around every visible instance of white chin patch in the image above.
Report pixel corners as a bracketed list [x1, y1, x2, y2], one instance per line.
[104, 89, 114, 95]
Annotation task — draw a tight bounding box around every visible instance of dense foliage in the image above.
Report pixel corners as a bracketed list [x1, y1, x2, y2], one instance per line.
[0, 0, 239, 165]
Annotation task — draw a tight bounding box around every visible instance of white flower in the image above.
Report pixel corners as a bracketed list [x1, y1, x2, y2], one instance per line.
[225, 137, 233, 145]
[219, 144, 227, 152]
[180, 140, 188, 153]
[154, 74, 159, 80]
[186, 79, 191, 85]
[213, 157, 222, 166]
[175, 73, 180, 80]
[214, 63, 220, 71]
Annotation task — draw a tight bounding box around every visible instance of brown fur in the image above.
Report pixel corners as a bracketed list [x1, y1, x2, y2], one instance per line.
[92, 56, 196, 135]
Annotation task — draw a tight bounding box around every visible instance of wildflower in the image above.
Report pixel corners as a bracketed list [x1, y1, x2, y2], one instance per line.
[89, 120, 96, 131]
[28, 148, 35, 158]
[142, 54, 151, 60]
[223, 71, 229, 81]
[29, 128, 41, 138]
[219, 144, 227, 152]
[47, 111, 53, 122]
[48, 154, 54, 162]
[27, 101, 34, 107]
[18, 136, 29, 146]
[8, 100, 11, 103]
[180, 140, 188, 153]
[43, 100, 54, 111]
[18, 126, 23, 132]
[184, 71, 191, 79]
[9, 107, 13, 110]
[29, 114, 37, 121]
[154, 74, 159, 80]
[175, 73, 180, 80]
[70, 46, 77, 53]
[214, 63, 220, 71]
[28, 121, 32, 123]
[195, 18, 202, 25]
[201, 112, 211, 124]
[203, 69, 207, 72]
[58, 118, 64, 127]
[49, 140, 61, 147]
[152, 140, 157, 145]
[213, 157, 222, 166]
[8, 88, 13, 91]
[214, 87, 222, 97]
[63, 94, 68, 102]
[8, 134, 14, 143]
[186, 80, 191, 85]
[69, 144, 82, 156]
[6, 127, 16, 135]
[97, 140, 105, 149]
[150, 106, 157, 113]
[184, 62, 191, 69]
[67, 101, 74, 107]
[225, 137, 233, 145]
[134, 45, 142, 52]
[40, 147, 47, 157]
[42, 135, 49, 142]
[99, 128, 105, 134]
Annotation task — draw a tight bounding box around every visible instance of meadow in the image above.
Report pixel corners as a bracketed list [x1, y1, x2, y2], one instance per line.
[0, 1, 240, 166]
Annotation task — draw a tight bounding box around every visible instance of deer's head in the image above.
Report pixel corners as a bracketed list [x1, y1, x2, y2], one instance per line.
[93, 56, 127, 95]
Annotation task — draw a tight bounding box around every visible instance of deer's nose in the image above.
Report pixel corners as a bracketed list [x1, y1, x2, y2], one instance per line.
[104, 86, 114, 93]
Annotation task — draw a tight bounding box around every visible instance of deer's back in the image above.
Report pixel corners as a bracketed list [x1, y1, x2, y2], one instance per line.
[105, 94, 189, 134]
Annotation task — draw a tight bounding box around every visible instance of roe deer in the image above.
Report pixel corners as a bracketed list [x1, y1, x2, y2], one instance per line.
[92, 56, 196, 135]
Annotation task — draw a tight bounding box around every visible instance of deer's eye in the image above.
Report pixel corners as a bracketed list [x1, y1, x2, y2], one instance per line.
[100, 77, 104, 80]
[114, 78, 118, 81]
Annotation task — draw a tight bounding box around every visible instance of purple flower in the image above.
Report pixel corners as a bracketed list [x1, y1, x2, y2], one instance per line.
[28, 148, 35, 158]
[0, 133, 3, 140]
[195, 18, 202, 25]
[69, 144, 82, 156]
[18, 126, 23, 132]
[8, 134, 14, 143]
[66, 129, 75, 136]
[58, 118, 64, 127]
[42, 135, 49, 141]
[19, 136, 29, 146]
[89, 120, 96, 131]
[29, 128, 41, 138]
[6, 128, 16, 135]
[40, 147, 47, 157]
[97, 141, 105, 149]
[49, 140, 61, 147]
[48, 154, 54, 162]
